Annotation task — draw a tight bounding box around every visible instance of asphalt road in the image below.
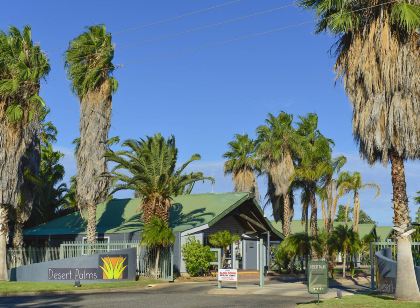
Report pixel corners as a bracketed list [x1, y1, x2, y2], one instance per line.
[0, 282, 316, 308]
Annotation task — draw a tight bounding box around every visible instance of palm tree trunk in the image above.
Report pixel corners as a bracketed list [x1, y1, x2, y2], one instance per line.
[12, 220, 24, 249]
[353, 191, 360, 232]
[12, 219, 24, 267]
[283, 193, 291, 237]
[86, 204, 97, 244]
[390, 151, 420, 301]
[0, 114, 35, 281]
[342, 249, 346, 278]
[77, 85, 112, 240]
[0, 205, 9, 281]
[309, 191, 318, 238]
[155, 247, 160, 279]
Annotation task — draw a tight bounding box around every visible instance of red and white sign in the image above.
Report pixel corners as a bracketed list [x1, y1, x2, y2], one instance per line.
[218, 269, 237, 282]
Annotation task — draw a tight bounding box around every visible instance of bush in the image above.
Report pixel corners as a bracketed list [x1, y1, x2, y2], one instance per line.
[182, 238, 214, 277]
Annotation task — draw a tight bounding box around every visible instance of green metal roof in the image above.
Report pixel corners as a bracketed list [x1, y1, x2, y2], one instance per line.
[271, 220, 376, 239]
[376, 226, 393, 241]
[25, 192, 279, 237]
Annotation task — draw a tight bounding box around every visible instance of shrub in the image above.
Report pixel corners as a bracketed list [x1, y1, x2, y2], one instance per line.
[182, 238, 214, 277]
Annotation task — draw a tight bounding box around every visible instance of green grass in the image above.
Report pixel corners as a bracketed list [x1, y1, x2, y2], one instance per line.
[300, 294, 420, 307]
[0, 278, 161, 295]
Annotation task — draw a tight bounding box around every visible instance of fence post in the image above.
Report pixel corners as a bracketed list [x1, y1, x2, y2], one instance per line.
[170, 246, 174, 281]
[59, 244, 64, 259]
[370, 242, 375, 290]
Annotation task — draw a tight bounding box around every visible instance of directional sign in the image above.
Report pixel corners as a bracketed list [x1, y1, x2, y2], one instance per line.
[308, 260, 328, 294]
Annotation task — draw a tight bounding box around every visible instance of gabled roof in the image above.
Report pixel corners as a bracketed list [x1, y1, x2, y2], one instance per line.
[25, 192, 282, 238]
[271, 220, 376, 238]
[376, 226, 393, 241]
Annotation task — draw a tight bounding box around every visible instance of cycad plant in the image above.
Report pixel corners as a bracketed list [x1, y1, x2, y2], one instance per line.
[329, 224, 360, 278]
[208, 230, 240, 267]
[301, 0, 420, 300]
[223, 134, 258, 196]
[65, 25, 118, 244]
[256, 112, 301, 237]
[0, 26, 49, 280]
[141, 216, 175, 279]
[337, 171, 380, 232]
[106, 134, 213, 224]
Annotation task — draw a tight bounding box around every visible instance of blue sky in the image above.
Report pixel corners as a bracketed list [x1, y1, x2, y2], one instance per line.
[1, 0, 418, 225]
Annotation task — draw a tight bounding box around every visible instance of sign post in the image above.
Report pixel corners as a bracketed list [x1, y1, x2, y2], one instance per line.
[218, 268, 238, 289]
[308, 260, 328, 303]
[259, 238, 264, 288]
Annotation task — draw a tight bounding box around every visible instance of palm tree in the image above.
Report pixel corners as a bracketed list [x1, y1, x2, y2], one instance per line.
[301, 0, 420, 300]
[338, 172, 380, 232]
[223, 134, 258, 196]
[329, 224, 360, 278]
[294, 113, 333, 238]
[141, 216, 175, 279]
[256, 112, 300, 237]
[13, 139, 40, 249]
[318, 157, 347, 233]
[105, 134, 214, 224]
[65, 25, 118, 244]
[0, 26, 50, 280]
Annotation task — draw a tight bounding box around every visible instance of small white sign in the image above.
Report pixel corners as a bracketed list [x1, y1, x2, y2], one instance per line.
[218, 269, 237, 282]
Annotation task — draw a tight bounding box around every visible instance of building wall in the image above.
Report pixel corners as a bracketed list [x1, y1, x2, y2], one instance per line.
[202, 215, 246, 243]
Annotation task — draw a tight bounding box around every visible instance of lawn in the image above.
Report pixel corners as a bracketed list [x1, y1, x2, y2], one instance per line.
[0, 278, 161, 295]
[300, 294, 420, 307]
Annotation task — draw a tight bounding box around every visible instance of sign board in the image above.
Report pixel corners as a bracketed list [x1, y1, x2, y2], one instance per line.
[308, 260, 328, 294]
[218, 269, 237, 282]
[48, 254, 129, 281]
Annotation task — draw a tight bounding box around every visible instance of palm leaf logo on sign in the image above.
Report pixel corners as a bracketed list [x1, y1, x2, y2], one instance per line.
[100, 256, 127, 279]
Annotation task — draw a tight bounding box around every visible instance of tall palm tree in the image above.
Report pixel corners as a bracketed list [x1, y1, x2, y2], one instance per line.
[338, 171, 380, 232]
[0, 26, 49, 280]
[65, 25, 117, 244]
[105, 134, 214, 224]
[294, 113, 333, 238]
[223, 134, 258, 196]
[318, 157, 347, 233]
[256, 112, 300, 237]
[301, 0, 420, 300]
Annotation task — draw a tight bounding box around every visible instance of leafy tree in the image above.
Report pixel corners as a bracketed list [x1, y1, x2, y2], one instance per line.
[182, 238, 214, 277]
[208, 230, 240, 267]
[329, 225, 360, 278]
[0, 26, 49, 280]
[256, 112, 301, 236]
[106, 134, 213, 224]
[301, 0, 420, 300]
[335, 204, 352, 223]
[223, 134, 258, 196]
[358, 209, 376, 225]
[65, 25, 117, 244]
[141, 216, 175, 279]
[338, 171, 380, 232]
